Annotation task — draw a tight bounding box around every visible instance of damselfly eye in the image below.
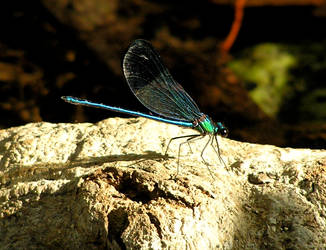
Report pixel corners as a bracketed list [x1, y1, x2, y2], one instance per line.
[215, 122, 228, 137]
[220, 128, 228, 137]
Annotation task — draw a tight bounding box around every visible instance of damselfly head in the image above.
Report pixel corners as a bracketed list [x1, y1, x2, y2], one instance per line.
[215, 122, 228, 137]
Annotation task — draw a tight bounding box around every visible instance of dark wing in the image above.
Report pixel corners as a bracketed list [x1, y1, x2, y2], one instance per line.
[123, 39, 202, 122]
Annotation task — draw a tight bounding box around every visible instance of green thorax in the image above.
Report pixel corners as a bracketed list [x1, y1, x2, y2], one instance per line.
[193, 115, 216, 134]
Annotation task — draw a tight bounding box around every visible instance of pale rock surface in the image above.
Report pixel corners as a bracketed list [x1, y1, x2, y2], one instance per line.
[0, 118, 325, 249]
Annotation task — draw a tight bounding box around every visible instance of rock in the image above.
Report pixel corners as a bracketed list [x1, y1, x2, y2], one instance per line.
[0, 118, 325, 249]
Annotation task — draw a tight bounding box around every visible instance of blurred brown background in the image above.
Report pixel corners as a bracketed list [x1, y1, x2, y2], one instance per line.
[0, 0, 326, 149]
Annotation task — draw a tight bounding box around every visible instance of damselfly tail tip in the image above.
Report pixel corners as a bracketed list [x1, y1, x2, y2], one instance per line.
[61, 96, 69, 101]
[61, 96, 76, 103]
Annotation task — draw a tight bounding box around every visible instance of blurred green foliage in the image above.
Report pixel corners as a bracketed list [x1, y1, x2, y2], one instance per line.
[229, 42, 326, 123]
[228, 43, 296, 117]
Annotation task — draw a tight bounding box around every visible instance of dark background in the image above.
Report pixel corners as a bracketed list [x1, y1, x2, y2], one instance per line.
[0, 0, 325, 149]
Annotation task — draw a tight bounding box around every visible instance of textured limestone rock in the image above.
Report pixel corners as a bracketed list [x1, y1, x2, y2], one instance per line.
[0, 118, 325, 249]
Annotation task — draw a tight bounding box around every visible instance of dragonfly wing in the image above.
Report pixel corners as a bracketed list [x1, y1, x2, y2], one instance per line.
[123, 39, 202, 121]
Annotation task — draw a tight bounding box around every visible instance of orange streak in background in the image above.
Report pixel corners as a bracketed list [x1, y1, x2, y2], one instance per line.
[221, 0, 246, 53]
